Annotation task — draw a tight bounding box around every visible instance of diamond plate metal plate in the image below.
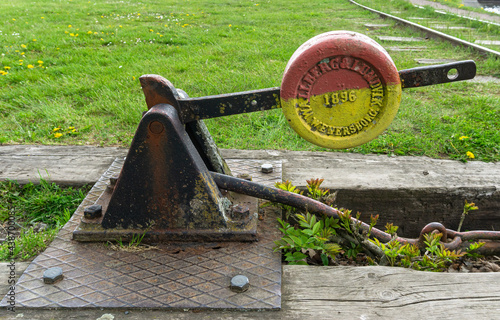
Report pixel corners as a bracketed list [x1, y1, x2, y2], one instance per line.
[1, 158, 282, 310]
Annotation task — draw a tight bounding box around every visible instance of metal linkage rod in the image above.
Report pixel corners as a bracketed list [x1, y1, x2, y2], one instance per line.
[211, 172, 500, 255]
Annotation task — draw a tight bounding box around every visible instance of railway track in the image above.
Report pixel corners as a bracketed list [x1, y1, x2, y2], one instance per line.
[349, 0, 500, 58]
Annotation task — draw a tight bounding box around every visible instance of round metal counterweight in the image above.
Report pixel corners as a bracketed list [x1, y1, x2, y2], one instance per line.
[280, 31, 402, 149]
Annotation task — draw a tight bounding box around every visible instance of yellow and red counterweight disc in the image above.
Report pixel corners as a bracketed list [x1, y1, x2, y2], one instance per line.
[280, 31, 402, 149]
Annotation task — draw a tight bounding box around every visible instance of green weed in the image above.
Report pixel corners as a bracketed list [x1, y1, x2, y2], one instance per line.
[0, 178, 89, 261]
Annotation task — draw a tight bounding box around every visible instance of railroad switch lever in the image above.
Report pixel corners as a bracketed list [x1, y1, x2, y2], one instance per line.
[73, 31, 475, 243]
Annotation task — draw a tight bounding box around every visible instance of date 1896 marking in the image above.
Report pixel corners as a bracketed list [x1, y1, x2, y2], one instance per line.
[324, 90, 357, 107]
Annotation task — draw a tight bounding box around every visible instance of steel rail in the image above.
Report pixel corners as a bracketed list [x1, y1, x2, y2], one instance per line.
[349, 0, 500, 58]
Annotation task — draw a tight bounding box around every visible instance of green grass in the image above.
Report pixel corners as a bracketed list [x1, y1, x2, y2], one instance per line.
[0, 0, 499, 162]
[0, 179, 89, 261]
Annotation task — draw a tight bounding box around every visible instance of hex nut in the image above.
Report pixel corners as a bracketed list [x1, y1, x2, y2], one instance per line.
[43, 267, 64, 284]
[231, 204, 250, 220]
[230, 275, 249, 293]
[84, 204, 102, 219]
[261, 163, 274, 173]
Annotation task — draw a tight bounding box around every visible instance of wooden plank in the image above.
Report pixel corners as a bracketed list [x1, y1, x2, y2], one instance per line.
[283, 265, 500, 319]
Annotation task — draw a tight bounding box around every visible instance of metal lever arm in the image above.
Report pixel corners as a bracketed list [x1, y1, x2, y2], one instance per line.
[399, 60, 476, 88]
[176, 60, 476, 123]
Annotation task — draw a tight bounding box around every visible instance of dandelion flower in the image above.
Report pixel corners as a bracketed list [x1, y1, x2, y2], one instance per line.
[53, 127, 61, 132]
[68, 126, 75, 130]
[0, 70, 8, 76]
[27, 64, 34, 69]
[54, 132, 63, 138]
[21, 44, 27, 48]
[4, 66, 11, 70]
[466, 151, 475, 159]
[459, 136, 469, 140]
[119, 25, 122, 28]
[68, 25, 72, 28]
[32, 39, 36, 41]
[87, 31, 93, 34]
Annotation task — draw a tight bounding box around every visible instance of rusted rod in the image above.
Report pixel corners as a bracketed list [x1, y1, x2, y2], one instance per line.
[211, 172, 500, 255]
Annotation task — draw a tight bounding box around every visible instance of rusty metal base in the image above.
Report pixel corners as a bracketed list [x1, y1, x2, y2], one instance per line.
[73, 190, 259, 243]
[1, 158, 282, 310]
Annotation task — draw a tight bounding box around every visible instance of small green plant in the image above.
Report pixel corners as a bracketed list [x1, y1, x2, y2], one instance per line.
[305, 178, 329, 201]
[370, 233, 466, 271]
[465, 241, 485, 259]
[384, 223, 399, 236]
[274, 212, 341, 265]
[262, 180, 303, 220]
[457, 200, 479, 232]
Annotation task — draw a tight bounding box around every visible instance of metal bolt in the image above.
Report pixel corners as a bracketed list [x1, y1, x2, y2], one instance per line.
[149, 121, 164, 134]
[231, 204, 250, 220]
[43, 267, 64, 284]
[261, 163, 274, 173]
[84, 204, 102, 219]
[230, 275, 249, 293]
[237, 173, 252, 181]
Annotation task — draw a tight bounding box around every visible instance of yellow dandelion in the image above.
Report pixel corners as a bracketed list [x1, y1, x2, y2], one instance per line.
[21, 44, 27, 48]
[87, 30, 93, 34]
[68, 25, 72, 28]
[53, 127, 61, 132]
[4, 66, 11, 70]
[27, 64, 34, 69]
[459, 136, 469, 140]
[20, 52, 25, 55]
[65, 31, 69, 34]
[0, 71, 8, 76]
[119, 25, 122, 28]
[12, 18, 16, 21]
[71, 129, 76, 133]
[466, 151, 475, 159]
[229, 24, 232, 27]
[68, 126, 75, 130]
[70, 33, 75, 36]
[41, 17, 44, 19]
[94, 32, 98, 35]
[54, 132, 63, 138]
[149, 29, 153, 32]
[132, 76, 136, 80]
[32, 39, 36, 41]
